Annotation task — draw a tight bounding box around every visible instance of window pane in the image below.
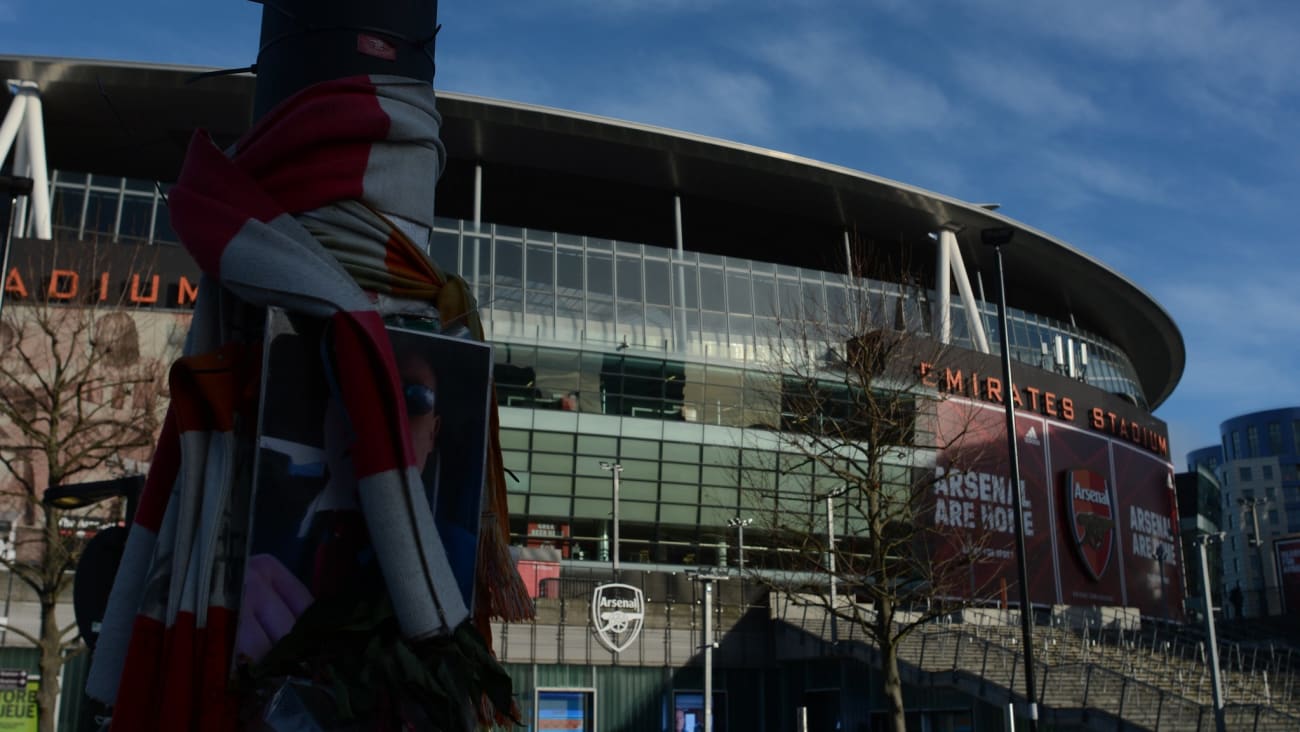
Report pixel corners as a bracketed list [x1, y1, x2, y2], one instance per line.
[700, 268, 725, 312]
[557, 249, 584, 290]
[526, 244, 554, 290]
[616, 257, 642, 301]
[52, 186, 85, 231]
[753, 277, 777, 319]
[644, 259, 671, 306]
[494, 239, 522, 285]
[587, 253, 613, 296]
[430, 230, 460, 274]
[118, 196, 153, 242]
[727, 273, 752, 314]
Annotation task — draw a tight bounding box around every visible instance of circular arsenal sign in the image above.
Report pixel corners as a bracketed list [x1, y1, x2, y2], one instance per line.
[1064, 468, 1115, 581]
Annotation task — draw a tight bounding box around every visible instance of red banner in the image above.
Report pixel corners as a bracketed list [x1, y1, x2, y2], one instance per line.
[928, 396, 1180, 617]
[930, 400, 1054, 606]
[1276, 537, 1300, 615]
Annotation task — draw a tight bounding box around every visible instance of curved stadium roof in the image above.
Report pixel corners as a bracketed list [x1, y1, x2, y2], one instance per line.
[0, 55, 1184, 407]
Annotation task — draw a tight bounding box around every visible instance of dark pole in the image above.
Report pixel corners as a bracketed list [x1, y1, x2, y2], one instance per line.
[253, 0, 440, 120]
[982, 227, 1038, 731]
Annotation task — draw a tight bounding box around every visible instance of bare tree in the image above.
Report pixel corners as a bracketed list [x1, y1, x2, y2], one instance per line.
[745, 246, 997, 732]
[0, 248, 178, 732]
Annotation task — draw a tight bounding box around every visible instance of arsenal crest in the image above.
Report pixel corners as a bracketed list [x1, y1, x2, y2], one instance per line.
[591, 583, 645, 653]
[1064, 468, 1115, 581]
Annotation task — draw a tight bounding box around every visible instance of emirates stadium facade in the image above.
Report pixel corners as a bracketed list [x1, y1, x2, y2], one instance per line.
[0, 56, 1186, 730]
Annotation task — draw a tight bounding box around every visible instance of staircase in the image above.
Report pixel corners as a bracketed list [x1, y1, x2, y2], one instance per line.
[771, 595, 1300, 731]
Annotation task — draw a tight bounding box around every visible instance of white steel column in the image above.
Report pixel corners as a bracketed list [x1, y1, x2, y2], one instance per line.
[945, 230, 991, 353]
[0, 83, 50, 240]
[0, 92, 28, 169]
[934, 230, 952, 343]
[21, 85, 50, 240]
[10, 116, 27, 237]
[674, 195, 688, 352]
[472, 163, 482, 292]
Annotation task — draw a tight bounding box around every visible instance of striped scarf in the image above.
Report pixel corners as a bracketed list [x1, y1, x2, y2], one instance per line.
[86, 75, 530, 730]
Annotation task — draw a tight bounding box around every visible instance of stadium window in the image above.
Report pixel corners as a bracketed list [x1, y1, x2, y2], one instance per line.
[1269, 422, 1283, 454]
[1247, 426, 1259, 457]
[1262, 465, 1273, 480]
[1240, 467, 1252, 482]
[1232, 432, 1242, 460]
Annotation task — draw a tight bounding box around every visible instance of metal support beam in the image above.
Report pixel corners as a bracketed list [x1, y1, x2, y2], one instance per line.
[0, 84, 51, 240]
[674, 195, 688, 352]
[473, 163, 483, 292]
[945, 231, 991, 353]
[934, 231, 952, 343]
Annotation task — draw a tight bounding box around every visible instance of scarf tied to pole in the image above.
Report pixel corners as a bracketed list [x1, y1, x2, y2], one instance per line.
[86, 75, 531, 730]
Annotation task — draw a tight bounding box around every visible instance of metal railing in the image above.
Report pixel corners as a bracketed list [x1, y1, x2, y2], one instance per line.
[773, 596, 1300, 731]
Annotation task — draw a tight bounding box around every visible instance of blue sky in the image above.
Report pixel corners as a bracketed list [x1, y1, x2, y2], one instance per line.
[6, 0, 1300, 463]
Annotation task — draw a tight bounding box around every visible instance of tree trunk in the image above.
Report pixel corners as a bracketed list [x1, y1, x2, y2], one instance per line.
[37, 597, 60, 732]
[877, 601, 906, 732]
[35, 508, 61, 732]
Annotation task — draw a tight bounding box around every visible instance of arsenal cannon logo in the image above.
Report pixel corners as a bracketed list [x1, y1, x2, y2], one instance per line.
[591, 583, 645, 653]
[1064, 468, 1115, 581]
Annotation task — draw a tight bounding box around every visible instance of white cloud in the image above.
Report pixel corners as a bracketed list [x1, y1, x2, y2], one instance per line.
[749, 25, 950, 133]
[587, 63, 776, 142]
[1037, 149, 1171, 206]
[438, 55, 558, 107]
[953, 53, 1101, 129]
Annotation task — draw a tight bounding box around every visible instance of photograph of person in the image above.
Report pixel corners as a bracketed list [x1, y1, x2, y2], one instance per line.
[235, 311, 493, 666]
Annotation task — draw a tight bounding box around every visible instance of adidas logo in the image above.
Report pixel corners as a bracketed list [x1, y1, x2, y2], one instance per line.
[1024, 426, 1041, 446]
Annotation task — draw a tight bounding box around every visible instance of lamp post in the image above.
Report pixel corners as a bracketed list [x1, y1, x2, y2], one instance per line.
[1238, 496, 1271, 616]
[817, 487, 850, 646]
[1194, 532, 1228, 732]
[599, 462, 623, 574]
[982, 226, 1038, 731]
[692, 571, 728, 732]
[727, 516, 752, 572]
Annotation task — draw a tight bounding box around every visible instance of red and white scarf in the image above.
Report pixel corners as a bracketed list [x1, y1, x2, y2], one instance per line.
[86, 75, 529, 729]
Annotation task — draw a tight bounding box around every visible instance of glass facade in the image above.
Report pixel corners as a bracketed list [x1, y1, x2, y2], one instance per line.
[41, 168, 1150, 407]
[428, 216, 1149, 408]
[41, 167, 1157, 561]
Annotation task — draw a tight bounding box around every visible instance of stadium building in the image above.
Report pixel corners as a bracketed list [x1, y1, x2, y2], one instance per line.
[0, 56, 1188, 730]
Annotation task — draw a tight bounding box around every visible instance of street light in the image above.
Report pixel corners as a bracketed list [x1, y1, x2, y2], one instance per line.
[727, 516, 752, 572]
[599, 462, 623, 574]
[691, 571, 728, 732]
[982, 226, 1039, 731]
[1238, 496, 1271, 615]
[1193, 532, 1228, 732]
[817, 486, 850, 646]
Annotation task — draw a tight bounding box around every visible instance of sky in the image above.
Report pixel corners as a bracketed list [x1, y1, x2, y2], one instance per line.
[5, 0, 1300, 464]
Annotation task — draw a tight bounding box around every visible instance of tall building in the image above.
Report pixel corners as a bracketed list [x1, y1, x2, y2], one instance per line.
[1176, 448, 1224, 615]
[1, 56, 1188, 729]
[1188, 408, 1300, 618]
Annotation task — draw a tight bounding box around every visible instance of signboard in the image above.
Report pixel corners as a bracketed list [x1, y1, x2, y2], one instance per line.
[0, 678, 38, 732]
[590, 583, 645, 653]
[1276, 537, 1300, 615]
[926, 394, 1180, 617]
